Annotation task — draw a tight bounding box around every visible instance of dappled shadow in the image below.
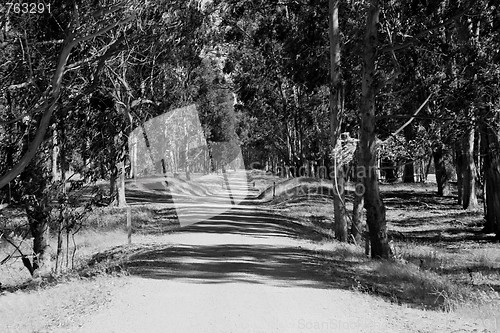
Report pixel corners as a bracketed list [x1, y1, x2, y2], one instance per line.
[388, 208, 496, 244]
[126, 244, 340, 288]
[380, 185, 498, 245]
[124, 197, 351, 289]
[174, 206, 327, 241]
[383, 190, 459, 209]
[126, 187, 175, 204]
[124, 241, 445, 309]
[389, 228, 498, 243]
[390, 210, 484, 227]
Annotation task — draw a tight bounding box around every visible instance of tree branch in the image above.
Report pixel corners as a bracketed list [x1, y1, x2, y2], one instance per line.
[0, 13, 135, 189]
[384, 93, 433, 142]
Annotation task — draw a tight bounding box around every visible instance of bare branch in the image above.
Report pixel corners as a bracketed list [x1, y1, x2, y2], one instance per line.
[384, 93, 433, 142]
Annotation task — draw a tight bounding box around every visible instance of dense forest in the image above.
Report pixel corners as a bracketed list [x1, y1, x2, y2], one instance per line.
[0, 0, 499, 278]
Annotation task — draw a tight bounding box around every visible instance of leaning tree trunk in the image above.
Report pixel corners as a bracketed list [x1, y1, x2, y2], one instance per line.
[329, 0, 348, 242]
[462, 124, 479, 210]
[359, 0, 391, 259]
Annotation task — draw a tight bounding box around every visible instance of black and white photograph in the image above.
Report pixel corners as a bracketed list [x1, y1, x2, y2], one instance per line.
[0, 0, 499, 332]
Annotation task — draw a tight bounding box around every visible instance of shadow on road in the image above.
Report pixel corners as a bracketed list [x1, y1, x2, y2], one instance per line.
[126, 243, 343, 288]
[124, 201, 353, 289]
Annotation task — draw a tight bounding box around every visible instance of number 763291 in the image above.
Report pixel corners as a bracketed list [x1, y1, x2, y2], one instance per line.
[5, 2, 52, 15]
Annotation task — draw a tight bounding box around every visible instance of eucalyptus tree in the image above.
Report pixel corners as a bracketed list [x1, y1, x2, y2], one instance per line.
[0, 0, 214, 273]
[329, 0, 348, 241]
[210, 0, 335, 177]
[0, 0, 143, 275]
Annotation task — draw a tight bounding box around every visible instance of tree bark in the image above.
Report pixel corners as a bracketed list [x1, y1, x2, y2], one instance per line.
[116, 159, 126, 207]
[51, 125, 59, 181]
[402, 125, 415, 183]
[483, 115, 500, 237]
[329, 0, 348, 242]
[109, 163, 117, 201]
[351, 146, 364, 245]
[433, 144, 452, 196]
[462, 125, 479, 210]
[455, 142, 464, 205]
[359, 0, 391, 259]
[351, 191, 364, 245]
[26, 200, 51, 277]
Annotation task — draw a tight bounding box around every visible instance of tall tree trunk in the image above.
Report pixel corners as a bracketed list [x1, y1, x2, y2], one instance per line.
[51, 125, 59, 181]
[109, 165, 117, 201]
[333, 166, 348, 241]
[483, 115, 500, 237]
[329, 0, 347, 242]
[22, 153, 52, 277]
[109, 141, 127, 207]
[433, 144, 452, 196]
[462, 124, 479, 210]
[351, 145, 364, 244]
[185, 137, 191, 181]
[116, 159, 126, 207]
[59, 117, 67, 192]
[359, 0, 391, 259]
[455, 142, 464, 205]
[114, 128, 128, 207]
[351, 191, 364, 245]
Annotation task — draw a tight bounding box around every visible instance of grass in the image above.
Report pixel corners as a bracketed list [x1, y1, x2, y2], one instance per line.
[0, 274, 126, 333]
[268, 178, 500, 317]
[0, 203, 178, 289]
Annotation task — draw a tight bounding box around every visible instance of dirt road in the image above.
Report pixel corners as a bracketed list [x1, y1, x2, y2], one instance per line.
[71, 180, 492, 333]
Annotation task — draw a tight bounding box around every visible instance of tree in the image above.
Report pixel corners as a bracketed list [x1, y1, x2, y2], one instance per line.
[0, 1, 136, 190]
[433, 143, 453, 196]
[483, 110, 500, 238]
[329, 0, 347, 242]
[0, 1, 140, 276]
[358, 0, 392, 259]
[212, 0, 335, 177]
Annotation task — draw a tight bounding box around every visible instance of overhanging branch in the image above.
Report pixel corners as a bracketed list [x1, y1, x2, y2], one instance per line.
[0, 12, 137, 189]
